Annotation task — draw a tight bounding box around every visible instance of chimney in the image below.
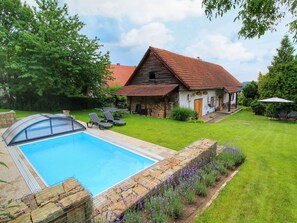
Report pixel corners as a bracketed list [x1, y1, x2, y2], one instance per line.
[116, 63, 120, 65]
[196, 57, 202, 60]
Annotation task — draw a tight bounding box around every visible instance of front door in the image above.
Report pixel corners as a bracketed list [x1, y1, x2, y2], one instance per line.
[194, 98, 203, 117]
[219, 97, 223, 111]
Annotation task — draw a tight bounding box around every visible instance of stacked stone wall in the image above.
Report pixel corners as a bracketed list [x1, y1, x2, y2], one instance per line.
[2, 179, 92, 223]
[0, 111, 16, 128]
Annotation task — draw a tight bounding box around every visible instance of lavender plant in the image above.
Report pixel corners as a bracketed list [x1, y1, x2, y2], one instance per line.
[205, 172, 216, 187]
[194, 178, 207, 197]
[163, 187, 183, 219]
[145, 195, 169, 223]
[123, 209, 142, 223]
[216, 148, 246, 169]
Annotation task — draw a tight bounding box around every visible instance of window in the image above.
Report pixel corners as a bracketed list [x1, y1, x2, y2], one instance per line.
[210, 96, 215, 107]
[149, 71, 156, 79]
[208, 96, 215, 107]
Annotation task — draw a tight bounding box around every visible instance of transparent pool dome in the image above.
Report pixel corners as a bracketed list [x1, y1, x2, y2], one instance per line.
[2, 114, 86, 146]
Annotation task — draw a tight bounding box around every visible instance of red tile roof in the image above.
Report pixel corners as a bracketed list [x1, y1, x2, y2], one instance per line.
[147, 47, 242, 91]
[224, 86, 241, 93]
[114, 84, 178, 96]
[107, 64, 136, 86]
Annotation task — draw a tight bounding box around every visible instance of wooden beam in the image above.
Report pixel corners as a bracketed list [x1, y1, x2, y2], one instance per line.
[129, 97, 132, 114]
[228, 93, 231, 112]
[144, 97, 148, 116]
[164, 96, 167, 118]
[235, 93, 238, 109]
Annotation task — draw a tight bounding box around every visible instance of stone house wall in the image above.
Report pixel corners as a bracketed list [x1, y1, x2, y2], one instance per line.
[0, 111, 16, 128]
[3, 179, 92, 223]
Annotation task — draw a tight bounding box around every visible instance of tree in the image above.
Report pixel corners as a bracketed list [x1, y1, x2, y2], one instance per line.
[202, 0, 297, 41]
[242, 81, 259, 100]
[0, 0, 111, 108]
[258, 35, 297, 115]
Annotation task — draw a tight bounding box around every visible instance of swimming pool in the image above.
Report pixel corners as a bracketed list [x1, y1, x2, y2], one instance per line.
[19, 132, 156, 196]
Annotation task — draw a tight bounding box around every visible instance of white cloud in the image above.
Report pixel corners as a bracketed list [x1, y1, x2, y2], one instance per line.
[115, 22, 174, 50]
[64, 0, 203, 24]
[184, 34, 254, 61]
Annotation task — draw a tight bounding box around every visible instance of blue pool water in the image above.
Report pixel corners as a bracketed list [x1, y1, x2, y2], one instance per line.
[19, 132, 155, 195]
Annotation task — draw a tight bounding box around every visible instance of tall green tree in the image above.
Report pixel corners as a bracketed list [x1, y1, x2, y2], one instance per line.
[202, 0, 297, 41]
[242, 81, 259, 100]
[0, 0, 34, 106]
[0, 0, 111, 108]
[258, 35, 297, 114]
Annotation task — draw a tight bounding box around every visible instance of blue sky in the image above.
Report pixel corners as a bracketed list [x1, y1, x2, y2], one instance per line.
[26, 0, 295, 82]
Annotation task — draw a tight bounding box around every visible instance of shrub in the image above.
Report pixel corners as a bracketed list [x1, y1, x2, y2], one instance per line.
[205, 172, 216, 187]
[238, 93, 253, 106]
[123, 209, 143, 223]
[183, 188, 196, 204]
[213, 161, 228, 176]
[163, 187, 183, 219]
[145, 195, 169, 223]
[251, 100, 265, 115]
[194, 179, 207, 197]
[170, 107, 196, 121]
[216, 148, 246, 169]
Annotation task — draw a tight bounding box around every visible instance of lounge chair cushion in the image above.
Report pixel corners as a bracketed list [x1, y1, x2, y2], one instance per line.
[103, 111, 126, 126]
[88, 113, 113, 129]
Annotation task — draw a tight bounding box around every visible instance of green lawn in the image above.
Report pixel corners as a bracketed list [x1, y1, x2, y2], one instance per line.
[112, 111, 297, 222]
[1, 108, 297, 222]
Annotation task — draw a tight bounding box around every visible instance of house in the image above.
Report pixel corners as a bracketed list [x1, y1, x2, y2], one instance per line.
[107, 63, 136, 87]
[114, 47, 242, 118]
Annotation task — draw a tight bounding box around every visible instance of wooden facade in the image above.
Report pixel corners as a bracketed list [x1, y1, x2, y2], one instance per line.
[128, 52, 182, 87]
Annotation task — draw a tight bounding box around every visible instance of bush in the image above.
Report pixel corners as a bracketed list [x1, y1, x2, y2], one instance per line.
[170, 107, 196, 121]
[251, 100, 265, 115]
[163, 187, 183, 219]
[216, 148, 246, 169]
[194, 179, 207, 197]
[205, 172, 216, 187]
[238, 93, 253, 106]
[123, 209, 143, 223]
[145, 195, 169, 223]
[213, 161, 228, 175]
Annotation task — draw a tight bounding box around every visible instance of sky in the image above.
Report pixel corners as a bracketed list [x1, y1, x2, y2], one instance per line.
[24, 0, 295, 82]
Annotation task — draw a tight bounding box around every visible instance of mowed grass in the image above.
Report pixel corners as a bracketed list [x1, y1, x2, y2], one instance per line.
[112, 111, 297, 222]
[1, 108, 297, 222]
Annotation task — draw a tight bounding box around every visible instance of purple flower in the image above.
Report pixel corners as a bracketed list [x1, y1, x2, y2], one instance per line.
[224, 148, 240, 153]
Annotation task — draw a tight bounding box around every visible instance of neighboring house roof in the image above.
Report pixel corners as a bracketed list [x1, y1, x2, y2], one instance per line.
[127, 47, 242, 93]
[107, 64, 136, 87]
[115, 84, 178, 96]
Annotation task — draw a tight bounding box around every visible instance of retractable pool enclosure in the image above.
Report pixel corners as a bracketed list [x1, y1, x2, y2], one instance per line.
[2, 114, 86, 146]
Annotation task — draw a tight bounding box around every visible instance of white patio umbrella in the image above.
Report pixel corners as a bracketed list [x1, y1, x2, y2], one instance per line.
[259, 97, 294, 103]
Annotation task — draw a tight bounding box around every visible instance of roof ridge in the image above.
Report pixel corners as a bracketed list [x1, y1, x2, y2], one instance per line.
[150, 46, 223, 68]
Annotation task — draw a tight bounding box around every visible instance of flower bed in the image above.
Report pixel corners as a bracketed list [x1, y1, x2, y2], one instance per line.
[113, 148, 245, 223]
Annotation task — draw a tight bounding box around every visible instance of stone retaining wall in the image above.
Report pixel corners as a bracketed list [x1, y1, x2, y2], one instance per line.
[2, 139, 216, 223]
[93, 138, 217, 222]
[3, 179, 92, 223]
[0, 111, 16, 128]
